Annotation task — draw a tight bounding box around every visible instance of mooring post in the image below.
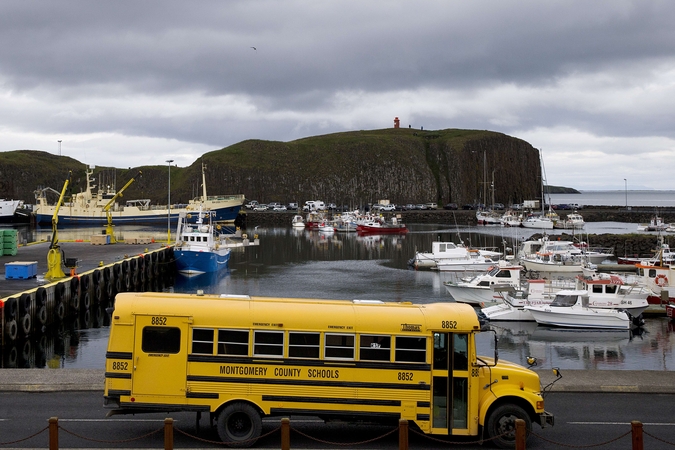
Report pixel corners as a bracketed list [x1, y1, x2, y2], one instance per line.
[399, 419, 409, 450]
[49, 417, 58, 450]
[515, 418, 526, 450]
[631, 420, 643, 450]
[164, 418, 174, 450]
[281, 418, 290, 450]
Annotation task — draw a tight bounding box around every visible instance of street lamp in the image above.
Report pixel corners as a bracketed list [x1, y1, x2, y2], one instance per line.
[166, 159, 174, 242]
[624, 178, 628, 210]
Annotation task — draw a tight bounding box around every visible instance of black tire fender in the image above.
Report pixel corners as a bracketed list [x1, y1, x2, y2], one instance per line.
[216, 402, 262, 447]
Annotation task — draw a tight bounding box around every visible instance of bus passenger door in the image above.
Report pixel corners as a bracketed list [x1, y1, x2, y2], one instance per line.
[132, 314, 190, 398]
[431, 332, 469, 434]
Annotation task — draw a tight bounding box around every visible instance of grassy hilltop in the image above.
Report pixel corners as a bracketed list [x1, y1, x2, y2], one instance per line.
[0, 128, 543, 207]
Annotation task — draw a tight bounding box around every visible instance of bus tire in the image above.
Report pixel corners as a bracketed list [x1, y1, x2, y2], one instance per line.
[216, 403, 262, 447]
[486, 404, 531, 449]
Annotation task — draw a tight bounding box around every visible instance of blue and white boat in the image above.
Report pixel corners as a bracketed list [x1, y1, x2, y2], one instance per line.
[173, 206, 231, 275]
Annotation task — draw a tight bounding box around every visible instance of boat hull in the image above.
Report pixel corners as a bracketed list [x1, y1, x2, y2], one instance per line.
[35, 203, 242, 225]
[524, 306, 631, 330]
[174, 248, 231, 275]
[444, 284, 502, 306]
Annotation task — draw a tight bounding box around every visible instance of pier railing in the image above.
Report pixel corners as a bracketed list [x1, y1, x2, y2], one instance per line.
[1, 417, 670, 449]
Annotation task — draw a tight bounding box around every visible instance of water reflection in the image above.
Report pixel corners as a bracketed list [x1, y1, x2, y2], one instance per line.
[476, 318, 675, 371]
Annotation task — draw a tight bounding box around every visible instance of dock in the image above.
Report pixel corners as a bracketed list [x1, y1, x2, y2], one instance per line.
[0, 239, 174, 347]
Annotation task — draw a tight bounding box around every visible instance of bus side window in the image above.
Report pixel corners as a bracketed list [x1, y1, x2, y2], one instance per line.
[142, 327, 181, 354]
[359, 335, 391, 361]
[453, 333, 468, 371]
[395, 336, 427, 363]
[325, 333, 354, 359]
[253, 331, 284, 357]
[217, 329, 249, 356]
[289, 332, 320, 358]
[192, 328, 215, 354]
[433, 333, 447, 370]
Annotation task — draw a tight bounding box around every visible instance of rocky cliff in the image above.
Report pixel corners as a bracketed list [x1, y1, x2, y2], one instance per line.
[0, 128, 542, 206]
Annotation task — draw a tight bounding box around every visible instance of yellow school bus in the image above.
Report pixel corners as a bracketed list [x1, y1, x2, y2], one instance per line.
[104, 292, 554, 448]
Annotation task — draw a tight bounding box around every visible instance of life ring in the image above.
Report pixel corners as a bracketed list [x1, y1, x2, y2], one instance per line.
[655, 274, 668, 287]
[5, 319, 18, 341]
[21, 313, 31, 335]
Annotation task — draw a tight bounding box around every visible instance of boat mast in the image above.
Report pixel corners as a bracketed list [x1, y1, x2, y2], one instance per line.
[201, 162, 207, 202]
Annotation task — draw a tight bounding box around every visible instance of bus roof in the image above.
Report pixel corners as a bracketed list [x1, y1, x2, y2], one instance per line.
[111, 292, 480, 334]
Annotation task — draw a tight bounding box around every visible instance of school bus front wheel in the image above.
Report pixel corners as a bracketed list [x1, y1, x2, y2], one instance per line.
[486, 403, 532, 449]
[216, 402, 263, 447]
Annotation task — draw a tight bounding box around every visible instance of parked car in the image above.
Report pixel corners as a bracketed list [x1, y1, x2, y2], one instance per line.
[273, 205, 287, 212]
[327, 203, 338, 210]
[253, 204, 268, 211]
[569, 203, 582, 210]
[462, 204, 475, 210]
[404, 204, 416, 210]
[416, 204, 427, 210]
[510, 203, 523, 210]
[287, 202, 299, 210]
[425, 203, 438, 210]
[443, 203, 458, 210]
[380, 204, 396, 211]
[493, 203, 505, 210]
[245, 200, 259, 209]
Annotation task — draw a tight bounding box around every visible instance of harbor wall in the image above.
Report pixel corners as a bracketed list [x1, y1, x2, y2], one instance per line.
[1, 247, 174, 367]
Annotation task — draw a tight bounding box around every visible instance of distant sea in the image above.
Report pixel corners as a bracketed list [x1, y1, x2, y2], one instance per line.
[549, 190, 675, 208]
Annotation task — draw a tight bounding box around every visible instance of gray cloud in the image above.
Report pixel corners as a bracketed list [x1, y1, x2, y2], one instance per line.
[1, 0, 674, 189]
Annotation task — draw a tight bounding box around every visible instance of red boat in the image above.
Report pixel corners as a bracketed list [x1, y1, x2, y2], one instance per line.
[356, 219, 408, 234]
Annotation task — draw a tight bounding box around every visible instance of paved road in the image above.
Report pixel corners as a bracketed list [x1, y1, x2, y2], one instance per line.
[0, 390, 674, 449]
[0, 369, 674, 449]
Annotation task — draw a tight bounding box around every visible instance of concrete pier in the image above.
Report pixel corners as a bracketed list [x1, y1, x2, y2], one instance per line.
[0, 239, 174, 346]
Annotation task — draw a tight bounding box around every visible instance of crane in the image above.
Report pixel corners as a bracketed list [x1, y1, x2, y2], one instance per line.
[104, 171, 142, 243]
[45, 171, 72, 281]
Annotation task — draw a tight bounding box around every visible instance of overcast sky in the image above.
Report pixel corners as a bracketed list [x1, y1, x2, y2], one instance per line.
[1, 1, 673, 190]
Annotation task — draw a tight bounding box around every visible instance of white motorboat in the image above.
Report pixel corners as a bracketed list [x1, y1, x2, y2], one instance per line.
[318, 221, 336, 233]
[444, 261, 524, 306]
[637, 215, 668, 232]
[500, 210, 523, 227]
[412, 241, 501, 270]
[524, 291, 636, 330]
[291, 215, 305, 228]
[0, 199, 23, 223]
[554, 212, 586, 229]
[518, 235, 610, 273]
[476, 209, 502, 225]
[481, 279, 554, 321]
[520, 251, 589, 274]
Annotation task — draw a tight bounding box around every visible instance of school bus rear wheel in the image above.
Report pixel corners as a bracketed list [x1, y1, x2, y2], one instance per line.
[216, 402, 262, 447]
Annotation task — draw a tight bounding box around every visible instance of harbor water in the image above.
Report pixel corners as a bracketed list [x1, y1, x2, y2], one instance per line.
[16, 221, 674, 372]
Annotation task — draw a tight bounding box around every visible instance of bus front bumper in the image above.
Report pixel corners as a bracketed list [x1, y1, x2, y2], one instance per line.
[538, 411, 555, 427]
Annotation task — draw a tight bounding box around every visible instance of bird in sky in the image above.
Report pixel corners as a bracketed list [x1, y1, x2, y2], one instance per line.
[250, 46, 256, 50]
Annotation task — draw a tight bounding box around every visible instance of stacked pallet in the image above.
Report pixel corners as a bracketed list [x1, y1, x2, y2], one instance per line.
[1, 229, 18, 256]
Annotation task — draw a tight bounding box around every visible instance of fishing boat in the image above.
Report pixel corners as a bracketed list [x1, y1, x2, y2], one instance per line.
[637, 215, 668, 232]
[0, 199, 29, 224]
[34, 164, 244, 225]
[554, 212, 585, 229]
[173, 207, 231, 275]
[356, 217, 408, 234]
